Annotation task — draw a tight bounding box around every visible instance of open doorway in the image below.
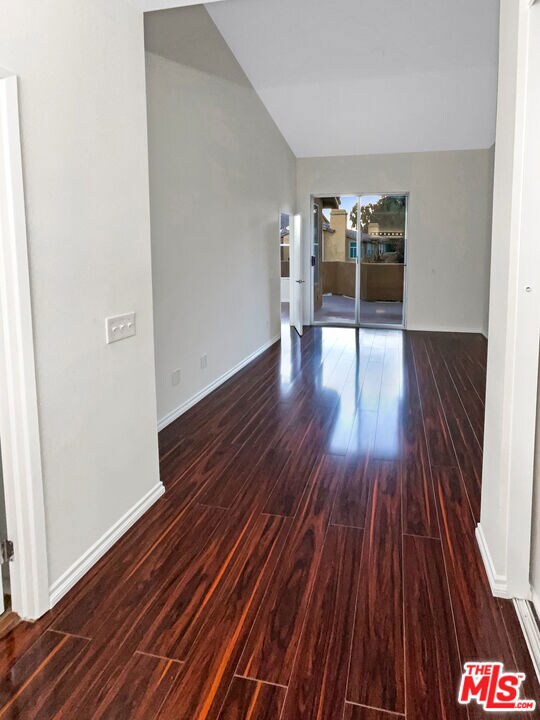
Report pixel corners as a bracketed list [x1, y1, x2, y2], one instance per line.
[312, 193, 407, 328]
[313, 196, 357, 324]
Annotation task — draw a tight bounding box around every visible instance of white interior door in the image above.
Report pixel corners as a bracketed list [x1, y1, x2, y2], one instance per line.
[289, 214, 303, 336]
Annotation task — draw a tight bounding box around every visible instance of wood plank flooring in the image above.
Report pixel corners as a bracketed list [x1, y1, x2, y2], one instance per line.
[0, 325, 538, 719]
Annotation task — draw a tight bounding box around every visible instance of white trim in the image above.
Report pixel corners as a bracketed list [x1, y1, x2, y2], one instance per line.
[476, 524, 511, 598]
[49, 481, 164, 607]
[514, 598, 540, 682]
[0, 74, 49, 620]
[157, 334, 281, 431]
[532, 586, 540, 618]
[406, 324, 486, 335]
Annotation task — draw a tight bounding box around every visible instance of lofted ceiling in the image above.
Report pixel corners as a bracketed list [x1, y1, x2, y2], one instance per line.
[205, 0, 500, 157]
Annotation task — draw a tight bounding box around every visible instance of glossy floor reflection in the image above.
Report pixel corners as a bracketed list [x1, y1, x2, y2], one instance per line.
[313, 293, 404, 325]
[0, 326, 537, 720]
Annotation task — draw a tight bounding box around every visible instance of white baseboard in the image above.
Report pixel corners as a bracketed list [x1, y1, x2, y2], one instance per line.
[407, 323, 485, 335]
[157, 334, 281, 432]
[477, 528, 540, 682]
[514, 598, 540, 682]
[476, 523, 511, 598]
[532, 587, 540, 619]
[49, 481, 165, 607]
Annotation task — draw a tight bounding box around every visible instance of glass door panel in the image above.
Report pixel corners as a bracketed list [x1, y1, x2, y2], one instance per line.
[358, 194, 406, 326]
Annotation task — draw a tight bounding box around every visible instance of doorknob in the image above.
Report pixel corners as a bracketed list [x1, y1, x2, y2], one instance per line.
[296, 279, 305, 284]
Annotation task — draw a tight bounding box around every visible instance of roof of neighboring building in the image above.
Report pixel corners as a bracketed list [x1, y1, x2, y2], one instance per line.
[320, 197, 341, 209]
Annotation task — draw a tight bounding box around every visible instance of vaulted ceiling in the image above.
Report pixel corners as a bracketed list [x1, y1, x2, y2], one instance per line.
[143, 0, 500, 157]
[203, 0, 500, 157]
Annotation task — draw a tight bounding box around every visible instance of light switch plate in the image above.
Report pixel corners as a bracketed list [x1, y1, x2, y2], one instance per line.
[106, 312, 136, 344]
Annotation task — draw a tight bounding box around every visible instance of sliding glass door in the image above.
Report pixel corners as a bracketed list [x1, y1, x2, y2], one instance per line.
[312, 193, 407, 327]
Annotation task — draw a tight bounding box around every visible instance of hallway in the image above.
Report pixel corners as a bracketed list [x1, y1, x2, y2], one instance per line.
[0, 326, 537, 719]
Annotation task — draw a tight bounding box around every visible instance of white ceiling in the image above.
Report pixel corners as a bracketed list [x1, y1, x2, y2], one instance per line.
[206, 0, 500, 157]
[141, 0, 224, 12]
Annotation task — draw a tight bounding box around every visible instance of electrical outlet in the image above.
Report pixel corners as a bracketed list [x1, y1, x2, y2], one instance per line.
[105, 312, 136, 344]
[200, 354, 207, 369]
[172, 369, 181, 386]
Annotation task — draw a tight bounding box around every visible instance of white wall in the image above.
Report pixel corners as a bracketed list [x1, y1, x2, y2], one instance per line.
[145, 8, 296, 426]
[480, 0, 523, 584]
[0, 0, 160, 589]
[297, 149, 494, 334]
[479, 0, 540, 599]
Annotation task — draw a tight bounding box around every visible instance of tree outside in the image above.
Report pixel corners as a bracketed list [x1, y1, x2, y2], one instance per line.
[349, 195, 407, 233]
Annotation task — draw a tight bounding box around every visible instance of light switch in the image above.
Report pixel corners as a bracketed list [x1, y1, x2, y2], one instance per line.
[106, 312, 136, 344]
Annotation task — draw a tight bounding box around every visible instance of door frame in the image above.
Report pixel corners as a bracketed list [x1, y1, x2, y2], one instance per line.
[0, 73, 49, 619]
[309, 192, 409, 330]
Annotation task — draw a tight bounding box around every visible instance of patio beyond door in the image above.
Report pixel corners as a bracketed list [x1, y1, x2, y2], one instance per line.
[312, 194, 407, 327]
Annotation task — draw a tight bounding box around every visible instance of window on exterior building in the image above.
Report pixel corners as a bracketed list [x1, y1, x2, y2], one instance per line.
[349, 240, 357, 260]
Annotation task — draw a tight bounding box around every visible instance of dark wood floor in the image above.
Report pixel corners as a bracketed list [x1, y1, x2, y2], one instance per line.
[0, 326, 538, 719]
